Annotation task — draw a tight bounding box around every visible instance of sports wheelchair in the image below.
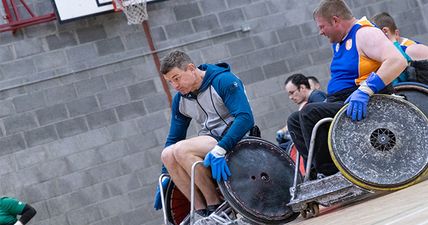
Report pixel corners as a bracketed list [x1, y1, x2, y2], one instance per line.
[158, 82, 428, 225]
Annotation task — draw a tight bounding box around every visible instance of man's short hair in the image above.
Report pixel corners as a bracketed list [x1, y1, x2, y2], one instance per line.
[160, 50, 193, 75]
[307, 76, 320, 84]
[313, 0, 353, 22]
[285, 73, 310, 89]
[371, 12, 397, 32]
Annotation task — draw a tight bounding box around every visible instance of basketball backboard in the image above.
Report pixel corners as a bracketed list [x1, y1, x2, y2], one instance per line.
[52, 0, 161, 23]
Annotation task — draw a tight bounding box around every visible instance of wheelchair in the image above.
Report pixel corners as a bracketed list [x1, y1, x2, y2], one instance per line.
[159, 83, 428, 225]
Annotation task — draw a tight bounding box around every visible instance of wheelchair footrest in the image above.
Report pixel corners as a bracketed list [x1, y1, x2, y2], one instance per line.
[288, 173, 374, 211]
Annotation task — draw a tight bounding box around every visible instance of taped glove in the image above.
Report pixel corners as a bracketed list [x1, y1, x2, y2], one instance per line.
[345, 72, 385, 121]
[204, 145, 231, 182]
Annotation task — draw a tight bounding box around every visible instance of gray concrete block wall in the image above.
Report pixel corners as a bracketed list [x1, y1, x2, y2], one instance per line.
[0, 0, 426, 224]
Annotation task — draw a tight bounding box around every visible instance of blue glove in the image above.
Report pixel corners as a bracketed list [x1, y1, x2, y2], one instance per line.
[276, 129, 285, 143]
[345, 89, 369, 121]
[204, 145, 231, 182]
[153, 176, 170, 210]
[345, 72, 385, 121]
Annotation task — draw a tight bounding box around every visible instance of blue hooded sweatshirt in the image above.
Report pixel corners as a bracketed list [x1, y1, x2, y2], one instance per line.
[164, 63, 254, 152]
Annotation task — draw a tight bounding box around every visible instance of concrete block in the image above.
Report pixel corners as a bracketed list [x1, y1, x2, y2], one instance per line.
[0, 45, 14, 62]
[24, 125, 58, 147]
[126, 132, 159, 155]
[218, 8, 245, 26]
[66, 96, 100, 117]
[21, 179, 58, 202]
[74, 76, 107, 97]
[15, 38, 45, 59]
[192, 14, 220, 32]
[137, 112, 168, 134]
[263, 60, 289, 79]
[293, 36, 320, 53]
[23, 22, 56, 38]
[310, 48, 333, 65]
[200, 0, 227, 14]
[0, 58, 36, 79]
[243, 2, 269, 19]
[165, 21, 194, 39]
[237, 67, 265, 84]
[3, 112, 38, 135]
[300, 21, 319, 36]
[127, 80, 157, 100]
[0, 155, 16, 176]
[97, 87, 129, 109]
[227, 37, 255, 56]
[56, 172, 94, 194]
[0, 100, 14, 118]
[92, 217, 122, 225]
[104, 68, 136, 89]
[147, 26, 167, 42]
[66, 148, 102, 172]
[120, 207, 154, 225]
[123, 31, 149, 50]
[86, 109, 118, 129]
[146, 8, 175, 27]
[278, 25, 303, 42]
[35, 104, 68, 126]
[116, 101, 150, 121]
[225, 55, 249, 73]
[77, 128, 112, 151]
[87, 161, 124, 184]
[66, 43, 98, 64]
[15, 145, 47, 169]
[174, 2, 202, 21]
[128, 186, 152, 208]
[252, 31, 279, 49]
[201, 44, 230, 63]
[96, 36, 125, 56]
[246, 48, 276, 67]
[33, 51, 67, 72]
[76, 25, 107, 44]
[67, 205, 103, 225]
[106, 120, 139, 141]
[226, 0, 251, 8]
[44, 84, 77, 106]
[46, 32, 78, 51]
[143, 93, 169, 113]
[287, 54, 312, 71]
[98, 195, 132, 218]
[55, 116, 89, 139]
[97, 140, 128, 162]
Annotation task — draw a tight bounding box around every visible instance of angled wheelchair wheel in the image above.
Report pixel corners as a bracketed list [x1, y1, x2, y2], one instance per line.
[394, 82, 428, 116]
[218, 138, 301, 224]
[165, 181, 190, 225]
[329, 95, 428, 191]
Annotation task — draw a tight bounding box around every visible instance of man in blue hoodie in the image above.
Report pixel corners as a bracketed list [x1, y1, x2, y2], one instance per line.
[153, 50, 254, 220]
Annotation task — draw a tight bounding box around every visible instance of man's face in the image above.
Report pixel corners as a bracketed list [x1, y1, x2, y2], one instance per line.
[285, 82, 306, 105]
[315, 15, 341, 43]
[164, 65, 197, 94]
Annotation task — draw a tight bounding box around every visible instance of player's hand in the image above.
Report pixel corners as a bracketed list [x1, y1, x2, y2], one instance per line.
[204, 145, 231, 182]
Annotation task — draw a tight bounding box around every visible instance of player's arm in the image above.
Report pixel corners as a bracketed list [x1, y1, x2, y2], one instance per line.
[405, 44, 428, 61]
[356, 27, 407, 85]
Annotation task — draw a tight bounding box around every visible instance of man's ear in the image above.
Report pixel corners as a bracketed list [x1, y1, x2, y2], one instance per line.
[332, 16, 340, 25]
[395, 29, 401, 39]
[381, 27, 390, 34]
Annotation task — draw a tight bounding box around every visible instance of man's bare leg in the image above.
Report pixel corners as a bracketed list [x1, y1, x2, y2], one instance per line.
[161, 136, 222, 209]
[161, 146, 207, 210]
[173, 136, 221, 206]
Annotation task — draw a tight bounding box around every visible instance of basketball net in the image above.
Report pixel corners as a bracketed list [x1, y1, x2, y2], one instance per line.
[112, 0, 148, 25]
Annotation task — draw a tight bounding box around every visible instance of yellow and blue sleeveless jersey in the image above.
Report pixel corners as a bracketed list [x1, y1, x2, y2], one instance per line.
[328, 17, 381, 95]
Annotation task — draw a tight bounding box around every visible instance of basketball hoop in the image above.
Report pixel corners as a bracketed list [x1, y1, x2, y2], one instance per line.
[112, 0, 148, 25]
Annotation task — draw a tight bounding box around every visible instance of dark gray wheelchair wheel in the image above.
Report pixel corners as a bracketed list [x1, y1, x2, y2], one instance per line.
[218, 137, 301, 224]
[394, 81, 428, 116]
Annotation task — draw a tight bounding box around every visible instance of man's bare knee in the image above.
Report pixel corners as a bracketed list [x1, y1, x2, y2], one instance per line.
[161, 147, 177, 168]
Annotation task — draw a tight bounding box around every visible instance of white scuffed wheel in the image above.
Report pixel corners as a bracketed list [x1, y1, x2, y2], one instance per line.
[301, 202, 319, 219]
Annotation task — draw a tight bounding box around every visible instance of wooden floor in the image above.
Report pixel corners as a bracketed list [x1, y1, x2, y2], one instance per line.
[288, 180, 428, 225]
